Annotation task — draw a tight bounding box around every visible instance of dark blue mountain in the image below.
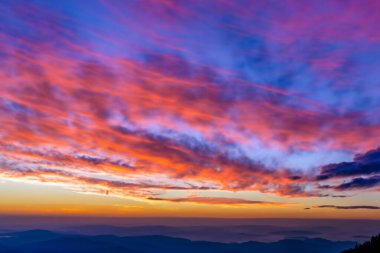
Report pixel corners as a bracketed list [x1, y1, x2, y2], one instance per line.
[0, 230, 60, 247]
[0, 229, 356, 253]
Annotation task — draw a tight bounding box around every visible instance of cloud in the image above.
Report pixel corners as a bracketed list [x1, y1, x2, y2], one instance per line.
[147, 197, 286, 206]
[333, 176, 380, 191]
[316, 147, 380, 191]
[318, 148, 380, 180]
[313, 205, 380, 210]
[0, 0, 380, 203]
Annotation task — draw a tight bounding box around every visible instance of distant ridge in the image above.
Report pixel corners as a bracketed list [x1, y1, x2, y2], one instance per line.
[0, 229, 355, 253]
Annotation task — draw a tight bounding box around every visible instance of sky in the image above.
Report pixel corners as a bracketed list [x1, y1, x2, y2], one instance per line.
[0, 0, 380, 219]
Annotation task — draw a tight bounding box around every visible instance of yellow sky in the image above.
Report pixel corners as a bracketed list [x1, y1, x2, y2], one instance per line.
[1, 179, 379, 219]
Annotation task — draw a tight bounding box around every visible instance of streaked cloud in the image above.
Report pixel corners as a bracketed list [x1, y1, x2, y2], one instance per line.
[312, 205, 380, 210]
[0, 0, 379, 207]
[147, 197, 286, 206]
[318, 148, 380, 180]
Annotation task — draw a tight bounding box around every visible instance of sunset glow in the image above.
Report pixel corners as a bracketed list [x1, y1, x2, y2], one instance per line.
[1, 0, 380, 219]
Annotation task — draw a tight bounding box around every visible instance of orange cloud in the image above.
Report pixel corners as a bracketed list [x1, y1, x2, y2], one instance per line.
[1, 0, 379, 205]
[147, 196, 287, 206]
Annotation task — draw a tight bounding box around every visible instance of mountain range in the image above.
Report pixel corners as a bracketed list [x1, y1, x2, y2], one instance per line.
[0, 229, 356, 253]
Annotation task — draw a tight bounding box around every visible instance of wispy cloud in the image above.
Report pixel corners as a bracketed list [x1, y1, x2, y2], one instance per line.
[318, 148, 380, 181]
[312, 205, 380, 210]
[0, 0, 380, 204]
[317, 147, 380, 191]
[147, 197, 287, 206]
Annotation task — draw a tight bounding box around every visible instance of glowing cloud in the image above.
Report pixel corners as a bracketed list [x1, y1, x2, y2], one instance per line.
[0, 0, 379, 208]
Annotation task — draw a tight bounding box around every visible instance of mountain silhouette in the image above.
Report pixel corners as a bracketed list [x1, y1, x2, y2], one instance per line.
[342, 233, 380, 253]
[0, 229, 355, 253]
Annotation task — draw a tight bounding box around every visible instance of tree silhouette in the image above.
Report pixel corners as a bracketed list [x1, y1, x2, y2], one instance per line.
[342, 233, 380, 253]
